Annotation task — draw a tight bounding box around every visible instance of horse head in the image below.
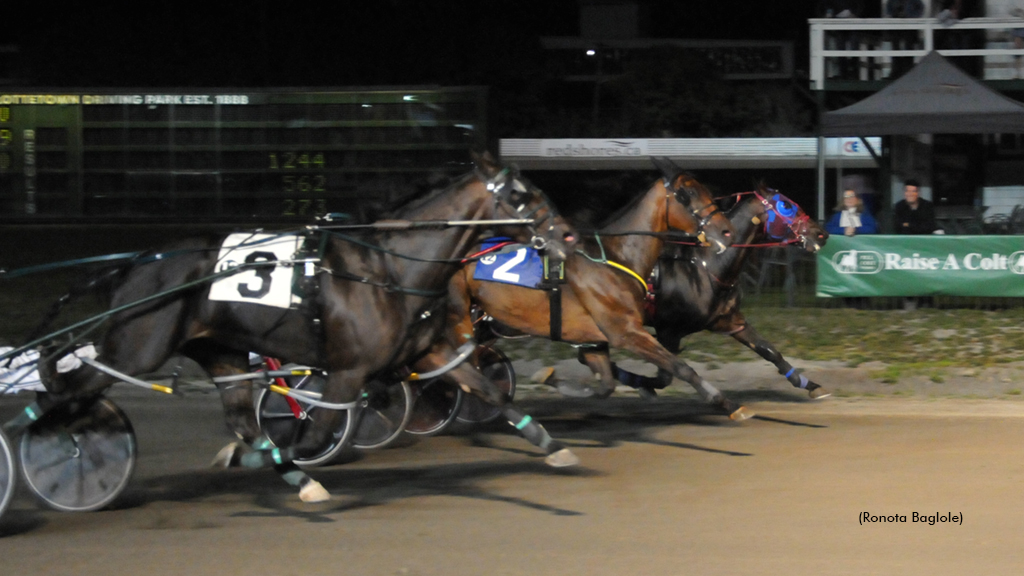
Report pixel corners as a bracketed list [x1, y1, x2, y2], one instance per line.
[752, 183, 828, 253]
[651, 158, 733, 254]
[471, 151, 577, 260]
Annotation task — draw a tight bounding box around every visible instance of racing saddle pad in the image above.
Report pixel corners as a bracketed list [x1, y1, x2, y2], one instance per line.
[208, 233, 303, 309]
[473, 239, 545, 289]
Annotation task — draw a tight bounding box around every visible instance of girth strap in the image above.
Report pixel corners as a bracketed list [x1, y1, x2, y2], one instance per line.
[541, 256, 566, 342]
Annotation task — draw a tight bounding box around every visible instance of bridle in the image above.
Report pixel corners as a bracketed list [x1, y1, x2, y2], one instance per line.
[481, 166, 564, 253]
[734, 188, 815, 249]
[662, 175, 726, 249]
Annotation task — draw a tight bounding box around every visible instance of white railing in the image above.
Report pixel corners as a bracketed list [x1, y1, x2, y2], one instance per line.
[809, 17, 1024, 89]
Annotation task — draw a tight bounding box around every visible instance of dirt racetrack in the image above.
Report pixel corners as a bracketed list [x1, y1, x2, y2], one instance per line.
[2, 355, 1024, 576]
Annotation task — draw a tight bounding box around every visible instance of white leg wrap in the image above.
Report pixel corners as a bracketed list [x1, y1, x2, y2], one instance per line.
[695, 379, 722, 402]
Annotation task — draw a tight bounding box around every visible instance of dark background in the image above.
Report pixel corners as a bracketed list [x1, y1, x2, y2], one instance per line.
[4, 2, 829, 222]
[9, 1, 818, 88]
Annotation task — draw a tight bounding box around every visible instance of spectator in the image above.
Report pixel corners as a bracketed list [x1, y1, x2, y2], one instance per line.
[826, 188, 877, 309]
[818, 0, 864, 79]
[826, 188, 878, 236]
[893, 179, 939, 310]
[886, 0, 925, 77]
[893, 179, 938, 234]
[886, 0, 924, 18]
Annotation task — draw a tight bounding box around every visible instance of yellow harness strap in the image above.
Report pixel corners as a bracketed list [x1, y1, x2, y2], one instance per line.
[605, 260, 649, 292]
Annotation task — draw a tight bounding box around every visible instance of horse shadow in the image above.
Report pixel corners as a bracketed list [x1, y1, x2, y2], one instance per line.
[101, 454, 595, 524]
[498, 390, 828, 446]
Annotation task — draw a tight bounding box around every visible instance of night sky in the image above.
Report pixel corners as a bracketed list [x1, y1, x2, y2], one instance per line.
[9, 1, 819, 87]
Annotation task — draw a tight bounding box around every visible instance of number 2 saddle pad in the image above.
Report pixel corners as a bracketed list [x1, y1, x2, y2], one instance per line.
[472, 239, 545, 289]
[208, 233, 303, 309]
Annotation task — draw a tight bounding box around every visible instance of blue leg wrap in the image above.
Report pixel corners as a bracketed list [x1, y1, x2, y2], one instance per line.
[240, 447, 291, 469]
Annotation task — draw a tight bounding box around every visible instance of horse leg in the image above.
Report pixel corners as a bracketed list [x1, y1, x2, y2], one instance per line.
[603, 330, 681, 400]
[573, 344, 624, 399]
[427, 356, 579, 467]
[238, 368, 364, 503]
[730, 324, 830, 399]
[602, 323, 753, 420]
[183, 342, 264, 467]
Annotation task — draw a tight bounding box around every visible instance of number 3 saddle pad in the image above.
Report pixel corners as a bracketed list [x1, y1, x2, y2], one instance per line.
[208, 233, 303, 309]
[472, 239, 545, 289]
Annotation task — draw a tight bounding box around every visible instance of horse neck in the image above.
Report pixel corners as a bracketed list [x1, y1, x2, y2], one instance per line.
[595, 184, 668, 277]
[702, 196, 766, 281]
[338, 180, 494, 295]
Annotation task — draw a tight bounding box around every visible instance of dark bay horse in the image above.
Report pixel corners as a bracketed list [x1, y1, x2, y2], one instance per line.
[612, 186, 831, 399]
[3, 153, 579, 503]
[416, 161, 758, 419]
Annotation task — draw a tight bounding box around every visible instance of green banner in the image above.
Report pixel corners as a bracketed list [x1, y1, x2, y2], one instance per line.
[817, 235, 1024, 297]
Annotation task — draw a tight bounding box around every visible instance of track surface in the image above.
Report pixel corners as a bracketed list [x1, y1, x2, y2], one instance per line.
[1, 386, 1023, 576]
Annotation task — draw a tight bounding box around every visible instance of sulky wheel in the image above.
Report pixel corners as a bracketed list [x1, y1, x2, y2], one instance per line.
[19, 396, 136, 513]
[350, 380, 414, 450]
[456, 344, 516, 426]
[404, 377, 464, 437]
[255, 366, 356, 468]
[0, 427, 15, 521]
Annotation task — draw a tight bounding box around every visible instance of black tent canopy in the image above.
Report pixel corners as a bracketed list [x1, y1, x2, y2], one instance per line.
[820, 51, 1024, 136]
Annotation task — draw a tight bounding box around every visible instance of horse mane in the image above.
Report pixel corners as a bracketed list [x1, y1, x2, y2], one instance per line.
[355, 170, 464, 221]
[593, 179, 656, 229]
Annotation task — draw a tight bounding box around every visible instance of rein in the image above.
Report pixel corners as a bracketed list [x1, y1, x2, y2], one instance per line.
[666, 190, 811, 249]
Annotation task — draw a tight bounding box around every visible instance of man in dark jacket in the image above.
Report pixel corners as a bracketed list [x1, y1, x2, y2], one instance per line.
[892, 179, 938, 310]
[893, 179, 937, 234]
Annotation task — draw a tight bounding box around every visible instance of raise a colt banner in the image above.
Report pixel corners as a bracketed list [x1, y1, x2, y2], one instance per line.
[817, 235, 1024, 297]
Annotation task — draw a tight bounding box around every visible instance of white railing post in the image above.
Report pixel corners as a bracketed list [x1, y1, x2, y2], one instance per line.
[808, 17, 1024, 89]
[810, 22, 825, 90]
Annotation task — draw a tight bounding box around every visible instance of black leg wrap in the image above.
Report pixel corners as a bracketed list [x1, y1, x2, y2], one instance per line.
[3, 394, 59, 437]
[610, 364, 668, 390]
[503, 405, 558, 453]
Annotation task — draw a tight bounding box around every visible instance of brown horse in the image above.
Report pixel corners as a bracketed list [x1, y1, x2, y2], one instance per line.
[3, 152, 580, 506]
[414, 160, 756, 419]
[610, 186, 831, 398]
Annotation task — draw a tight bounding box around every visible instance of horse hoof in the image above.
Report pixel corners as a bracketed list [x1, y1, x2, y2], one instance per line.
[555, 382, 596, 398]
[299, 480, 331, 503]
[729, 406, 755, 421]
[545, 448, 580, 468]
[210, 442, 241, 468]
[809, 387, 831, 400]
[637, 387, 658, 401]
[531, 367, 556, 385]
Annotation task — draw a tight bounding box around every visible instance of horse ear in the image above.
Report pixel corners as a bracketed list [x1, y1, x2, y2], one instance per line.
[650, 157, 677, 182]
[471, 149, 500, 177]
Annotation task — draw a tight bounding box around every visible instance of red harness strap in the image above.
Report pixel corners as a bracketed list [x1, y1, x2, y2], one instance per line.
[461, 241, 516, 264]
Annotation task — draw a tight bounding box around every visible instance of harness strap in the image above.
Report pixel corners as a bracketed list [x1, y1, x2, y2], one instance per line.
[541, 255, 566, 342]
[548, 287, 562, 341]
[405, 341, 477, 381]
[574, 232, 648, 293]
[605, 260, 648, 292]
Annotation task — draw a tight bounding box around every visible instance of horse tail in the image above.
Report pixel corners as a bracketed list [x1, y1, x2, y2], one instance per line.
[23, 261, 133, 344]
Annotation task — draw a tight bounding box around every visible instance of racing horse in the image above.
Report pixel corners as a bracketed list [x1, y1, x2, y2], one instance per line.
[3, 152, 579, 503]
[609, 186, 831, 398]
[417, 159, 755, 419]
